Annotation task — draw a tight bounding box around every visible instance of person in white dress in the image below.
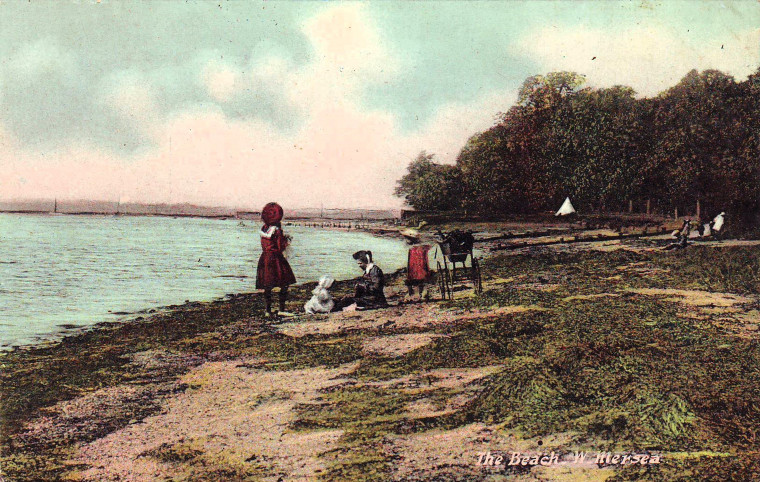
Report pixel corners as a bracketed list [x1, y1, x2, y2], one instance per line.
[711, 212, 725, 233]
[304, 276, 335, 314]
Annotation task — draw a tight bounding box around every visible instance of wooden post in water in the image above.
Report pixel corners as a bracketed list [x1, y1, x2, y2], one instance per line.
[646, 199, 651, 215]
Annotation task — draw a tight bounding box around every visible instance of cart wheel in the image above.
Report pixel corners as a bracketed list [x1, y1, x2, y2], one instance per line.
[445, 264, 454, 300]
[473, 258, 483, 293]
[436, 261, 447, 300]
[444, 266, 453, 300]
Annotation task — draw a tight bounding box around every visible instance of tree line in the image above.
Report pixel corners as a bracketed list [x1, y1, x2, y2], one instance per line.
[396, 69, 760, 224]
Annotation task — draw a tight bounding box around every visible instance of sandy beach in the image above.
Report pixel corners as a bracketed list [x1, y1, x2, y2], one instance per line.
[2, 233, 760, 481]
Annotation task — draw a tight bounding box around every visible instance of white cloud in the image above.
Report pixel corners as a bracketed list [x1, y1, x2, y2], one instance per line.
[288, 3, 399, 110]
[406, 88, 517, 164]
[302, 3, 398, 82]
[0, 141, 127, 201]
[250, 56, 293, 88]
[203, 62, 244, 102]
[100, 71, 159, 131]
[0, 5, 508, 210]
[517, 25, 760, 96]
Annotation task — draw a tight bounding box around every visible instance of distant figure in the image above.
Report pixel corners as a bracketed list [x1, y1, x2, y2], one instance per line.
[256, 202, 297, 317]
[333, 250, 388, 311]
[663, 219, 692, 250]
[304, 276, 335, 314]
[711, 212, 726, 238]
[697, 220, 709, 237]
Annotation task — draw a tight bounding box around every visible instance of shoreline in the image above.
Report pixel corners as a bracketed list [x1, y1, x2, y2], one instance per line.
[0, 221, 411, 353]
[0, 220, 747, 354]
[0, 264, 409, 354]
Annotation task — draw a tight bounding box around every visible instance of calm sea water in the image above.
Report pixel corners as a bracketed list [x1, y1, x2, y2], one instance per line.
[0, 213, 409, 348]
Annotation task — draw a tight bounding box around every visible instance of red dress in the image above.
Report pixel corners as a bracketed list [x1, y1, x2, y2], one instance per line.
[407, 245, 432, 283]
[256, 226, 296, 289]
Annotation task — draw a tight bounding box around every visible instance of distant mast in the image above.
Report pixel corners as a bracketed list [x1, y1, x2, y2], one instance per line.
[53, 198, 57, 214]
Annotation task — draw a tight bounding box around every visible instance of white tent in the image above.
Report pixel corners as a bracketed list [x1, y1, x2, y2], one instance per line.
[555, 197, 576, 216]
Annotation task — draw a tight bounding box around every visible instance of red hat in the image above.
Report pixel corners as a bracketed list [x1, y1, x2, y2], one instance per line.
[261, 202, 283, 224]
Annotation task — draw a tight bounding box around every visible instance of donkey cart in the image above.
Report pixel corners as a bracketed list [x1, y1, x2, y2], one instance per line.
[434, 230, 482, 300]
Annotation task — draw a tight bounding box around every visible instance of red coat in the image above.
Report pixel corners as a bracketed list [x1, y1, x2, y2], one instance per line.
[256, 226, 296, 289]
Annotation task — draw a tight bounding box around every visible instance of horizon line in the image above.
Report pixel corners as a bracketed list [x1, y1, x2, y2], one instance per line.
[0, 197, 407, 212]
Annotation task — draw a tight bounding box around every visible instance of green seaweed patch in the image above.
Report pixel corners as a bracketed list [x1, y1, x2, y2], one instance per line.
[245, 332, 363, 370]
[142, 439, 275, 480]
[0, 347, 131, 441]
[444, 286, 560, 310]
[449, 295, 760, 452]
[484, 248, 645, 283]
[293, 385, 422, 481]
[0, 448, 85, 482]
[354, 313, 548, 381]
[650, 245, 760, 295]
[293, 385, 421, 431]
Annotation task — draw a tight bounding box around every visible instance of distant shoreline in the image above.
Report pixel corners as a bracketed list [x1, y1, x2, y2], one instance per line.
[0, 210, 402, 222]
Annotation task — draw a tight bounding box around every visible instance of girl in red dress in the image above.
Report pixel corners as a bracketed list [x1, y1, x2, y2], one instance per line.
[256, 202, 296, 317]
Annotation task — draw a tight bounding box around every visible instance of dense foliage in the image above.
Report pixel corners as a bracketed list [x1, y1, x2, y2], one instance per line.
[396, 69, 760, 223]
[394, 151, 463, 211]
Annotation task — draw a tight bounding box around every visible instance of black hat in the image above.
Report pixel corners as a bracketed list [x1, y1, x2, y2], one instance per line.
[353, 250, 372, 263]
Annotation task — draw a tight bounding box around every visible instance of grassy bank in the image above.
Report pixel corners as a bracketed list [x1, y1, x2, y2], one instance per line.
[1, 244, 760, 480]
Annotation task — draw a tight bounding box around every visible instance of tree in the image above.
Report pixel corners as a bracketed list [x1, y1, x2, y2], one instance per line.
[650, 69, 755, 218]
[398, 68, 760, 224]
[455, 72, 588, 215]
[517, 71, 587, 110]
[394, 152, 462, 211]
[540, 85, 651, 211]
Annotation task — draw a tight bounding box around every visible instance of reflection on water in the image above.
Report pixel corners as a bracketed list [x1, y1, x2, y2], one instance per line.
[0, 214, 408, 347]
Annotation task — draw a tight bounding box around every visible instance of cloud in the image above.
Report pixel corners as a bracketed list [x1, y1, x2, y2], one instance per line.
[302, 3, 397, 82]
[289, 3, 399, 110]
[5, 38, 78, 79]
[0, 140, 127, 202]
[406, 88, 517, 163]
[99, 70, 160, 137]
[0, 4, 508, 209]
[250, 56, 292, 87]
[203, 61, 244, 103]
[517, 25, 760, 96]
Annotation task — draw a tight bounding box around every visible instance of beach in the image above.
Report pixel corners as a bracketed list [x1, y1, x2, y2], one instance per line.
[2, 233, 760, 481]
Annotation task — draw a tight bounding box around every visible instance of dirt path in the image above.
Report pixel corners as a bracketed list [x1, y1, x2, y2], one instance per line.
[71, 361, 357, 481]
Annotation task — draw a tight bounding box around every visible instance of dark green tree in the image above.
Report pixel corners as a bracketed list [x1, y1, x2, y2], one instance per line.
[400, 68, 760, 225]
[650, 69, 758, 219]
[456, 72, 588, 214]
[539, 85, 652, 211]
[394, 152, 462, 211]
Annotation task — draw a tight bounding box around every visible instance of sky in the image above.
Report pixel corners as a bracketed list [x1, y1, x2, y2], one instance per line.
[0, 1, 757, 209]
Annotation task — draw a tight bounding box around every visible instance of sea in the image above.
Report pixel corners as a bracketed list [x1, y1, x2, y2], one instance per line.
[0, 213, 410, 349]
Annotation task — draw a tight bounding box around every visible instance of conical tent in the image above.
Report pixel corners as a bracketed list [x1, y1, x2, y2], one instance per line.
[555, 197, 576, 216]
